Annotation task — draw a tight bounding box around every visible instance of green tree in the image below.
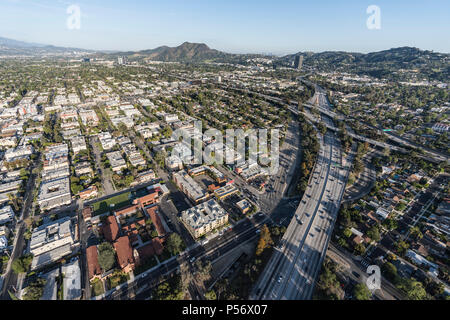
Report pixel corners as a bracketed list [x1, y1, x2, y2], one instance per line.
[367, 226, 381, 242]
[381, 262, 398, 283]
[395, 240, 410, 256]
[97, 242, 116, 272]
[165, 233, 185, 256]
[256, 225, 273, 256]
[353, 283, 371, 300]
[354, 243, 366, 256]
[205, 290, 217, 300]
[397, 279, 427, 300]
[11, 254, 33, 274]
[23, 278, 46, 300]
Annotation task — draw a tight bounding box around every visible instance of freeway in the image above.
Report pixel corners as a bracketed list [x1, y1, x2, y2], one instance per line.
[302, 101, 449, 164]
[252, 88, 352, 300]
[226, 84, 448, 164]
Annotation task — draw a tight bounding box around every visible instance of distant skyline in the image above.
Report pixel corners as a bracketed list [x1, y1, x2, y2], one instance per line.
[1, 0, 449, 55]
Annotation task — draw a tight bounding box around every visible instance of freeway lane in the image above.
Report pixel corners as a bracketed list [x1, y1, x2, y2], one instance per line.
[252, 88, 352, 300]
[226, 84, 448, 164]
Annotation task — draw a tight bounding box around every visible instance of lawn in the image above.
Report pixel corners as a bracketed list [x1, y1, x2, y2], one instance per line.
[92, 192, 132, 216]
[91, 279, 105, 297]
[107, 271, 129, 289]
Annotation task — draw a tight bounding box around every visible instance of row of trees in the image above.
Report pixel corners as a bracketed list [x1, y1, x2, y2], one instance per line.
[296, 116, 320, 195]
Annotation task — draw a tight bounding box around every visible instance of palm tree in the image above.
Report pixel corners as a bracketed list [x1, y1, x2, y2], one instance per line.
[7, 193, 20, 212]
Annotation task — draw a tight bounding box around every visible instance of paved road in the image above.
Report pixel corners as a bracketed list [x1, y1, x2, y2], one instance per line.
[327, 243, 404, 300]
[343, 150, 377, 203]
[89, 136, 115, 195]
[0, 156, 40, 299]
[252, 88, 353, 300]
[226, 84, 449, 164]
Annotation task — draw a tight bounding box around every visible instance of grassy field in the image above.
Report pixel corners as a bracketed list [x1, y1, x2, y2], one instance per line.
[91, 191, 132, 216]
[107, 271, 129, 289]
[91, 278, 105, 297]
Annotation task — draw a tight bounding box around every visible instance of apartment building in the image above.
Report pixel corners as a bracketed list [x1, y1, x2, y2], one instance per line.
[173, 170, 208, 204]
[181, 199, 228, 239]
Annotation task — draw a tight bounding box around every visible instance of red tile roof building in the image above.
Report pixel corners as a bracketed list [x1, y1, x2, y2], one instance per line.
[101, 215, 119, 242]
[135, 238, 164, 266]
[132, 192, 159, 208]
[82, 206, 93, 222]
[115, 205, 139, 217]
[113, 236, 135, 273]
[86, 245, 102, 280]
[146, 206, 167, 237]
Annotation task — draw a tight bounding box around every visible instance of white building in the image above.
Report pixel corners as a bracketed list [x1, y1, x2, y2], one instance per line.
[30, 217, 74, 256]
[181, 199, 228, 239]
[37, 177, 72, 211]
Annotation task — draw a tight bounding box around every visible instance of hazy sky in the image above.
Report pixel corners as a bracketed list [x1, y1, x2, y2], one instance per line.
[1, 0, 449, 54]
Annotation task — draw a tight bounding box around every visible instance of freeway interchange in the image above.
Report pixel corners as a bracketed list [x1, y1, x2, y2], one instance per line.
[251, 89, 352, 300]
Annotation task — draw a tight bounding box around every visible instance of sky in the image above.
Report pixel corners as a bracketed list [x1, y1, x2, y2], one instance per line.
[0, 0, 449, 55]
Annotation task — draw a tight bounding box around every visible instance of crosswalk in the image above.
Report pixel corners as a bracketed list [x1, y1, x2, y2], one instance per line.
[360, 259, 371, 269]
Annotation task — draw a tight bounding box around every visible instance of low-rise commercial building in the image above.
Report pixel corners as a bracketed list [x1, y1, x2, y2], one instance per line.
[236, 199, 251, 214]
[214, 184, 239, 201]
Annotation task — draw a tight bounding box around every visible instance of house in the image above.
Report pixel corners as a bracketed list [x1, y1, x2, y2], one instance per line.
[165, 155, 183, 171]
[134, 238, 164, 265]
[132, 192, 159, 208]
[74, 162, 93, 177]
[353, 235, 364, 245]
[214, 184, 239, 200]
[436, 198, 450, 215]
[0, 235, 8, 252]
[62, 259, 82, 300]
[37, 177, 71, 211]
[106, 151, 127, 172]
[78, 186, 98, 200]
[0, 225, 10, 237]
[82, 206, 92, 223]
[131, 170, 155, 185]
[173, 170, 208, 204]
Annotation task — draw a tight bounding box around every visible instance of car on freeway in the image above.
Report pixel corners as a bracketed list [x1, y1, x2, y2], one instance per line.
[277, 276, 283, 283]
